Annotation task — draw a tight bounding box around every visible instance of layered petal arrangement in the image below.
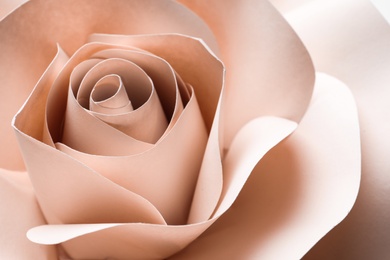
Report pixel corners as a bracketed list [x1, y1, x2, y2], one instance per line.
[1, 0, 385, 259]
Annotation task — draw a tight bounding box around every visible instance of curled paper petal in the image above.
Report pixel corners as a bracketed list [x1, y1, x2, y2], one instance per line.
[0, 0, 28, 20]
[15, 130, 169, 225]
[270, 0, 390, 258]
[0, 170, 57, 259]
[26, 115, 296, 259]
[177, 0, 315, 146]
[213, 116, 297, 218]
[172, 73, 361, 259]
[29, 223, 215, 259]
[27, 223, 123, 245]
[89, 74, 134, 113]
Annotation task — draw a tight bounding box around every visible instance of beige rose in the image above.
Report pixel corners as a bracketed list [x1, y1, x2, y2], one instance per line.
[2, 0, 383, 259]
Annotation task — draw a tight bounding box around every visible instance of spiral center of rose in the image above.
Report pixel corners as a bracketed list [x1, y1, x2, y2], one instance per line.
[90, 74, 134, 112]
[65, 57, 169, 144]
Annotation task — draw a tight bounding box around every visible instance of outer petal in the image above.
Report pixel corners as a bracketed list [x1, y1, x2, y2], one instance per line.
[171, 73, 361, 259]
[0, 170, 57, 259]
[0, 0, 27, 20]
[0, 0, 218, 170]
[269, 0, 390, 259]
[371, 0, 390, 20]
[26, 115, 295, 259]
[177, 0, 315, 147]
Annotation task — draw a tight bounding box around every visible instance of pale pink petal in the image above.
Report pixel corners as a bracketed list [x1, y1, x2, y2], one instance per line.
[26, 115, 295, 259]
[371, 0, 390, 21]
[269, 0, 312, 13]
[89, 74, 134, 113]
[0, 0, 27, 20]
[171, 73, 361, 259]
[269, 0, 390, 258]
[0, 169, 57, 259]
[177, 0, 315, 147]
[212, 116, 297, 218]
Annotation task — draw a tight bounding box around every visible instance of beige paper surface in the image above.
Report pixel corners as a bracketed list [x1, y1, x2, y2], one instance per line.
[171, 73, 361, 259]
[178, 0, 315, 148]
[0, 169, 57, 259]
[268, 0, 390, 258]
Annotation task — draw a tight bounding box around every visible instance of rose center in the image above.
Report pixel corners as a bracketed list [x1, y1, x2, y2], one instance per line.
[89, 74, 134, 114]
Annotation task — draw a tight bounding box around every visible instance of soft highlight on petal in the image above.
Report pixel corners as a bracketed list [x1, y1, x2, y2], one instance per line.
[0, 169, 57, 259]
[0, 0, 28, 20]
[26, 115, 295, 259]
[269, 0, 390, 258]
[171, 73, 361, 259]
[177, 0, 315, 147]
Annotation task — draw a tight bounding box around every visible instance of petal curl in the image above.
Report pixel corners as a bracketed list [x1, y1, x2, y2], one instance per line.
[0, 169, 57, 259]
[0, 0, 27, 20]
[270, 0, 390, 258]
[26, 115, 295, 259]
[177, 0, 315, 147]
[171, 73, 361, 259]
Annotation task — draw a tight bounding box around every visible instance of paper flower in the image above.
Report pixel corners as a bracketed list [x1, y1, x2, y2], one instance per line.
[1, 0, 378, 259]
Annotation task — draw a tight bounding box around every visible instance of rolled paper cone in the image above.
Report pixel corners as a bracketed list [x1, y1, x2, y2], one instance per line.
[89, 74, 134, 114]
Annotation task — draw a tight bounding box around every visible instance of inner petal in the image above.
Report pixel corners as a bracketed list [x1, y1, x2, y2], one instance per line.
[68, 58, 168, 143]
[91, 48, 185, 126]
[90, 74, 134, 114]
[76, 58, 151, 110]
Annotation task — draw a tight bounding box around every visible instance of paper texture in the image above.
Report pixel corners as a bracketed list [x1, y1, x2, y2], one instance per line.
[172, 73, 361, 259]
[269, 0, 390, 259]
